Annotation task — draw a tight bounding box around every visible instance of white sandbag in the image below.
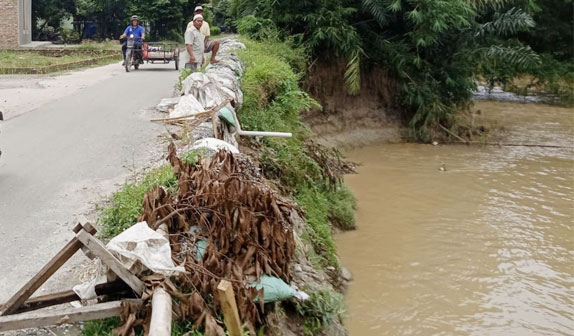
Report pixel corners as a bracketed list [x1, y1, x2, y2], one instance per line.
[180, 72, 227, 109]
[190, 137, 239, 154]
[170, 94, 205, 118]
[156, 97, 181, 113]
[106, 222, 185, 276]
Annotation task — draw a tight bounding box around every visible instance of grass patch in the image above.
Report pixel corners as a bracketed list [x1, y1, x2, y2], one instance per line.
[327, 185, 356, 231]
[82, 319, 206, 336]
[98, 165, 177, 238]
[0, 50, 102, 68]
[82, 317, 120, 336]
[295, 289, 346, 336]
[294, 186, 339, 268]
[75, 40, 122, 51]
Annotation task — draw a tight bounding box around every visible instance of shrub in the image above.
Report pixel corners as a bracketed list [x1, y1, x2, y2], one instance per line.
[210, 26, 221, 36]
[60, 28, 81, 44]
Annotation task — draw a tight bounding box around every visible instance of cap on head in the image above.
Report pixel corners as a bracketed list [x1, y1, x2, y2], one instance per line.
[194, 6, 203, 12]
[193, 14, 203, 22]
[131, 15, 139, 21]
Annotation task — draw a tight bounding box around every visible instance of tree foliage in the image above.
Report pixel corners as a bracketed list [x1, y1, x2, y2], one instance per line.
[231, 0, 562, 140]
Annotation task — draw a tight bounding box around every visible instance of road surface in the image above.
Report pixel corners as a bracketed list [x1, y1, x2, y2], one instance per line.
[0, 61, 179, 302]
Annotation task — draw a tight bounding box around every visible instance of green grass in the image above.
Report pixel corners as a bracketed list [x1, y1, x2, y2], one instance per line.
[82, 319, 205, 336]
[295, 186, 339, 268]
[75, 40, 122, 51]
[98, 165, 177, 238]
[327, 185, 356, 231]
[295, 289, 346, 336]
[82, 317, 120, 336]
[0, 51, 100, 68]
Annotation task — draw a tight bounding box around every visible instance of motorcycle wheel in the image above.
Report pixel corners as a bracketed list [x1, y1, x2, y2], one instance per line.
[125, 50, 132, 72]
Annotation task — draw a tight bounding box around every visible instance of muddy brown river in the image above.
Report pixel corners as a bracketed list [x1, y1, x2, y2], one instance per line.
[337, 102, 574, 335]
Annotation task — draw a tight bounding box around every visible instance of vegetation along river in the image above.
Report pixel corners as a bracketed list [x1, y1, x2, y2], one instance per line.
[337, 101, 574, 335]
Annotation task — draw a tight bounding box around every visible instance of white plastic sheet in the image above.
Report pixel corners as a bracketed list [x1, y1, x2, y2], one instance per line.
[190, 137, 239, 154]
[106, 221, 185, 276]
[156, 97, 181, 113]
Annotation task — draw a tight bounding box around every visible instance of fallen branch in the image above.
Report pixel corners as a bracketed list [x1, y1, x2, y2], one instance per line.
[438, 124, 468, 143]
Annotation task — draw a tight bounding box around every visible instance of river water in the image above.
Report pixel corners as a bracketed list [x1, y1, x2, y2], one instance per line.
[337, 102, 574, 335]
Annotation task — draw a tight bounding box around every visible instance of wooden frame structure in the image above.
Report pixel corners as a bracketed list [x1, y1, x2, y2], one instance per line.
[0, 217, 143, 332]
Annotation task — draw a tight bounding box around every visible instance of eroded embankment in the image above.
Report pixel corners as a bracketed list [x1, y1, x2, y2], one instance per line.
[303, 60, 403, 147]
[81, 37, 356, 336]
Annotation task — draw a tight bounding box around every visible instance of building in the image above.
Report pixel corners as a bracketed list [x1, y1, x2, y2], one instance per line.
[0, 0, 32, 49]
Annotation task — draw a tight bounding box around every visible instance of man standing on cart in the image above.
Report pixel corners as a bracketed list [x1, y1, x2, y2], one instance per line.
[119, 15, 146, 66]
[188, 6, 220, 64]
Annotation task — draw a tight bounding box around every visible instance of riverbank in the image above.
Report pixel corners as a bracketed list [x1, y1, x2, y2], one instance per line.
[63, 37, 356, 336]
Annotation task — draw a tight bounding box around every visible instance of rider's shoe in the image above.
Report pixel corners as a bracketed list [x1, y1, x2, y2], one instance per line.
[122, 61, 125, 66]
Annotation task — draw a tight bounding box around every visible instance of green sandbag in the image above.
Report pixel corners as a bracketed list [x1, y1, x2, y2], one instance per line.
[250, 275, 296, 303]
[218, 106, 236, 127]
[194, 239, 208, 261]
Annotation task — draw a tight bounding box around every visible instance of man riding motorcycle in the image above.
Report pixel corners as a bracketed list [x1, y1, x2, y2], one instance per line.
[119, 15, 146, 66]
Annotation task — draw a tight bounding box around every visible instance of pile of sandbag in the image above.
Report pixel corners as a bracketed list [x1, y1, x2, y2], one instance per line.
[168, 38, 245, 118]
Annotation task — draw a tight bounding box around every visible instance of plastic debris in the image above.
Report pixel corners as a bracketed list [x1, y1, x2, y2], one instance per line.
[189, 137, 239, 154]
[106, 222, 185, 276]
[156, 97, 180, 113]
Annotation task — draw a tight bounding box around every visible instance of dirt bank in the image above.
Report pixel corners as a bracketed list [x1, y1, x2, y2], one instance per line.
[304, 61, 403, 147]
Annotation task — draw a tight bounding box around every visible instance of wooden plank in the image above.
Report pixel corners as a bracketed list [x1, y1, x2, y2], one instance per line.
[0, 299, 142, 332]
[0, 224, 97, 316]
[2, 280, 132, 314]
[217, 280, 242, 336]
[75, 230, 144, 296]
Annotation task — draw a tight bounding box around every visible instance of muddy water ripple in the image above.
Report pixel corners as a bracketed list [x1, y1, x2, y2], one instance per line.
[337, 102, 574, 335]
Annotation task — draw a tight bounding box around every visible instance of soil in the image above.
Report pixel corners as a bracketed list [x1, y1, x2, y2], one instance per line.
[304, 60, 404, 147]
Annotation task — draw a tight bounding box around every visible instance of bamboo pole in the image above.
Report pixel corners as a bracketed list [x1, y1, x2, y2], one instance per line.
[149, 223, 172, 336]
[149, 287, 172, 336]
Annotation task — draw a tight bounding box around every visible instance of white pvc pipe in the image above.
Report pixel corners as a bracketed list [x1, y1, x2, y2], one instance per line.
[230, 108, 292, 138]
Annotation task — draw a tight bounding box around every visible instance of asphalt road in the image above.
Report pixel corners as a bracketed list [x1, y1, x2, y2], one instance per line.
[0, 62, 179, 302]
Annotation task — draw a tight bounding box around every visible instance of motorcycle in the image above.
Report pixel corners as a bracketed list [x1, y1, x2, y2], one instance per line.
[124, 34, 143, 72]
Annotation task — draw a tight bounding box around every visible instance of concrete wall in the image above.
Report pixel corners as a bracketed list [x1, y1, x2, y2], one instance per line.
[0, 0, 31, 49]
[0, 0, 19, 49]
[19, 0, 32, 45]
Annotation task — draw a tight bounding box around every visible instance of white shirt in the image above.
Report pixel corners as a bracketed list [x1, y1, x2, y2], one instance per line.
[183, 24, 204, 65]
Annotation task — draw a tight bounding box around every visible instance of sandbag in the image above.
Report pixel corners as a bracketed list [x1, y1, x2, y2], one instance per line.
[250, 275, 297, 303]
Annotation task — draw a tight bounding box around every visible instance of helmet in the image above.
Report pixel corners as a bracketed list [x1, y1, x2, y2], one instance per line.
[131, 15, 139, 21]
